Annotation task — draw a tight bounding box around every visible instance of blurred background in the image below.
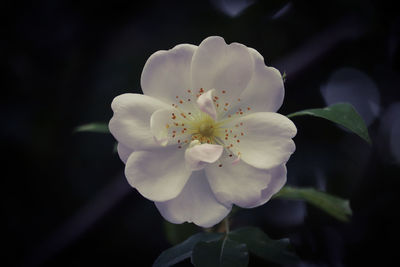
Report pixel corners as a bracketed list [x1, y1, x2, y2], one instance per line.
[4, 0, 399, 266]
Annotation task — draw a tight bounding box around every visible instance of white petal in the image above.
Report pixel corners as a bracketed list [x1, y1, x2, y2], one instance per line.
[141, 44, 197, 105]
[155, 171, 231, 228]
[150, 108, 192, 146]
[246, 165, 287, 208]
[185, 143, 223, 171]
[225, 112, 297, 169]
[109, 94, 169, 150]
[235, 48, 285, 113]
[150, 109, 172, 146]
[117, 143, 133, 164]
[125, 147, 191, 202]
[197, 89, 217, 120]
[191, 36, 253, 103]
[205, 159, 273, 208]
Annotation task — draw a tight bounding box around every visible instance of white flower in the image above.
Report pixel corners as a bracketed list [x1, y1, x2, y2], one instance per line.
[109, 36, 297, 228]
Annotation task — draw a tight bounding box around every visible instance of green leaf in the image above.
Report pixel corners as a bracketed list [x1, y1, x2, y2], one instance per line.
[282, 71, 287, 83]
[229, 227, 299, 265]
[74, 123, 109, 134]
[164, 221, 200, 245]
[287, 103, 371, 144]
[153, 232, 223, 267]
[191, 237, 248, 267]
[274, 186, 352, 222]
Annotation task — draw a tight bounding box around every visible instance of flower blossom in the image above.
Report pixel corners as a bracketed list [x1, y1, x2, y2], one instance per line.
[109, 36, 297, 227]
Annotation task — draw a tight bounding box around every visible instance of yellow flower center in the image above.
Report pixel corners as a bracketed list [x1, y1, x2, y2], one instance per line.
[188, 113, 222, 144]
[198, 118, 215, 137]
[167, 87, 249, 158]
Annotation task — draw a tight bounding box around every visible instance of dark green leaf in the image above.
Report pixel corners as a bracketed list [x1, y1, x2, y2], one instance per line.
[191, 237, 248, 267]
[229, 227, 299, 265]
[74, 123, 109, 134]
[153, 232, 223, 267]
[274, 186, 352, 222]
[287, 103, 371, 144]
[164, 221, 200, 245]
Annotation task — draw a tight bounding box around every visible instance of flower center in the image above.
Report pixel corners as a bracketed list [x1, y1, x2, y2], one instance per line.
[168, 88, 249, 158]
[198, 119, 215, 137]
[187, 113, 221, 144]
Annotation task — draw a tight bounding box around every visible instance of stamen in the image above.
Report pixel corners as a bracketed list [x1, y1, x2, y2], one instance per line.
[164, 88, 247, 161]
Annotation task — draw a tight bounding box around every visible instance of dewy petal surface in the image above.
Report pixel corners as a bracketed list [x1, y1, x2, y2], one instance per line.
[155, 170, 231, 228]
[185, 143, 223, 171]
[235, 48, 285, 113]
[125, 147, 191, 202]
[109, 94, 169, 150]
[141, 44, 197, 105]
[191, 36, 253, 103]
[225, 112, 297, 169]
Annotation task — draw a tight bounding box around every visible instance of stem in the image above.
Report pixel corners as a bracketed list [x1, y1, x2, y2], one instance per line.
[223, 216, 230, 234]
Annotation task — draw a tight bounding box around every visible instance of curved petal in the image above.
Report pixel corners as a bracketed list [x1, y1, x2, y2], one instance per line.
[206, 159, 275, 208]
[155, 171, 231, 228]
[117, 143, 133, 164]
[234, 48, 285, 113]
[197, 89, 217, 120]
[223, 112, 297, 169]
[191, 36, 254, 105]
[150, 108, 193, 146]
[185, 142, 223, 171]
[109, 94, 169, 150]
[150, 109, 172, 146]
[125, 147, 191, 202]
[141, 44, 197, 105]
[246, 165, 287, 208]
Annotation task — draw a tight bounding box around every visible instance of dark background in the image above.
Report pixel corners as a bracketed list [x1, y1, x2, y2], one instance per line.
[4, 0, 400, 266]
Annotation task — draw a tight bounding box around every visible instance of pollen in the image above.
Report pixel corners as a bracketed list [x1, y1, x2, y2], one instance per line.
[166, 88, 247, 158]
